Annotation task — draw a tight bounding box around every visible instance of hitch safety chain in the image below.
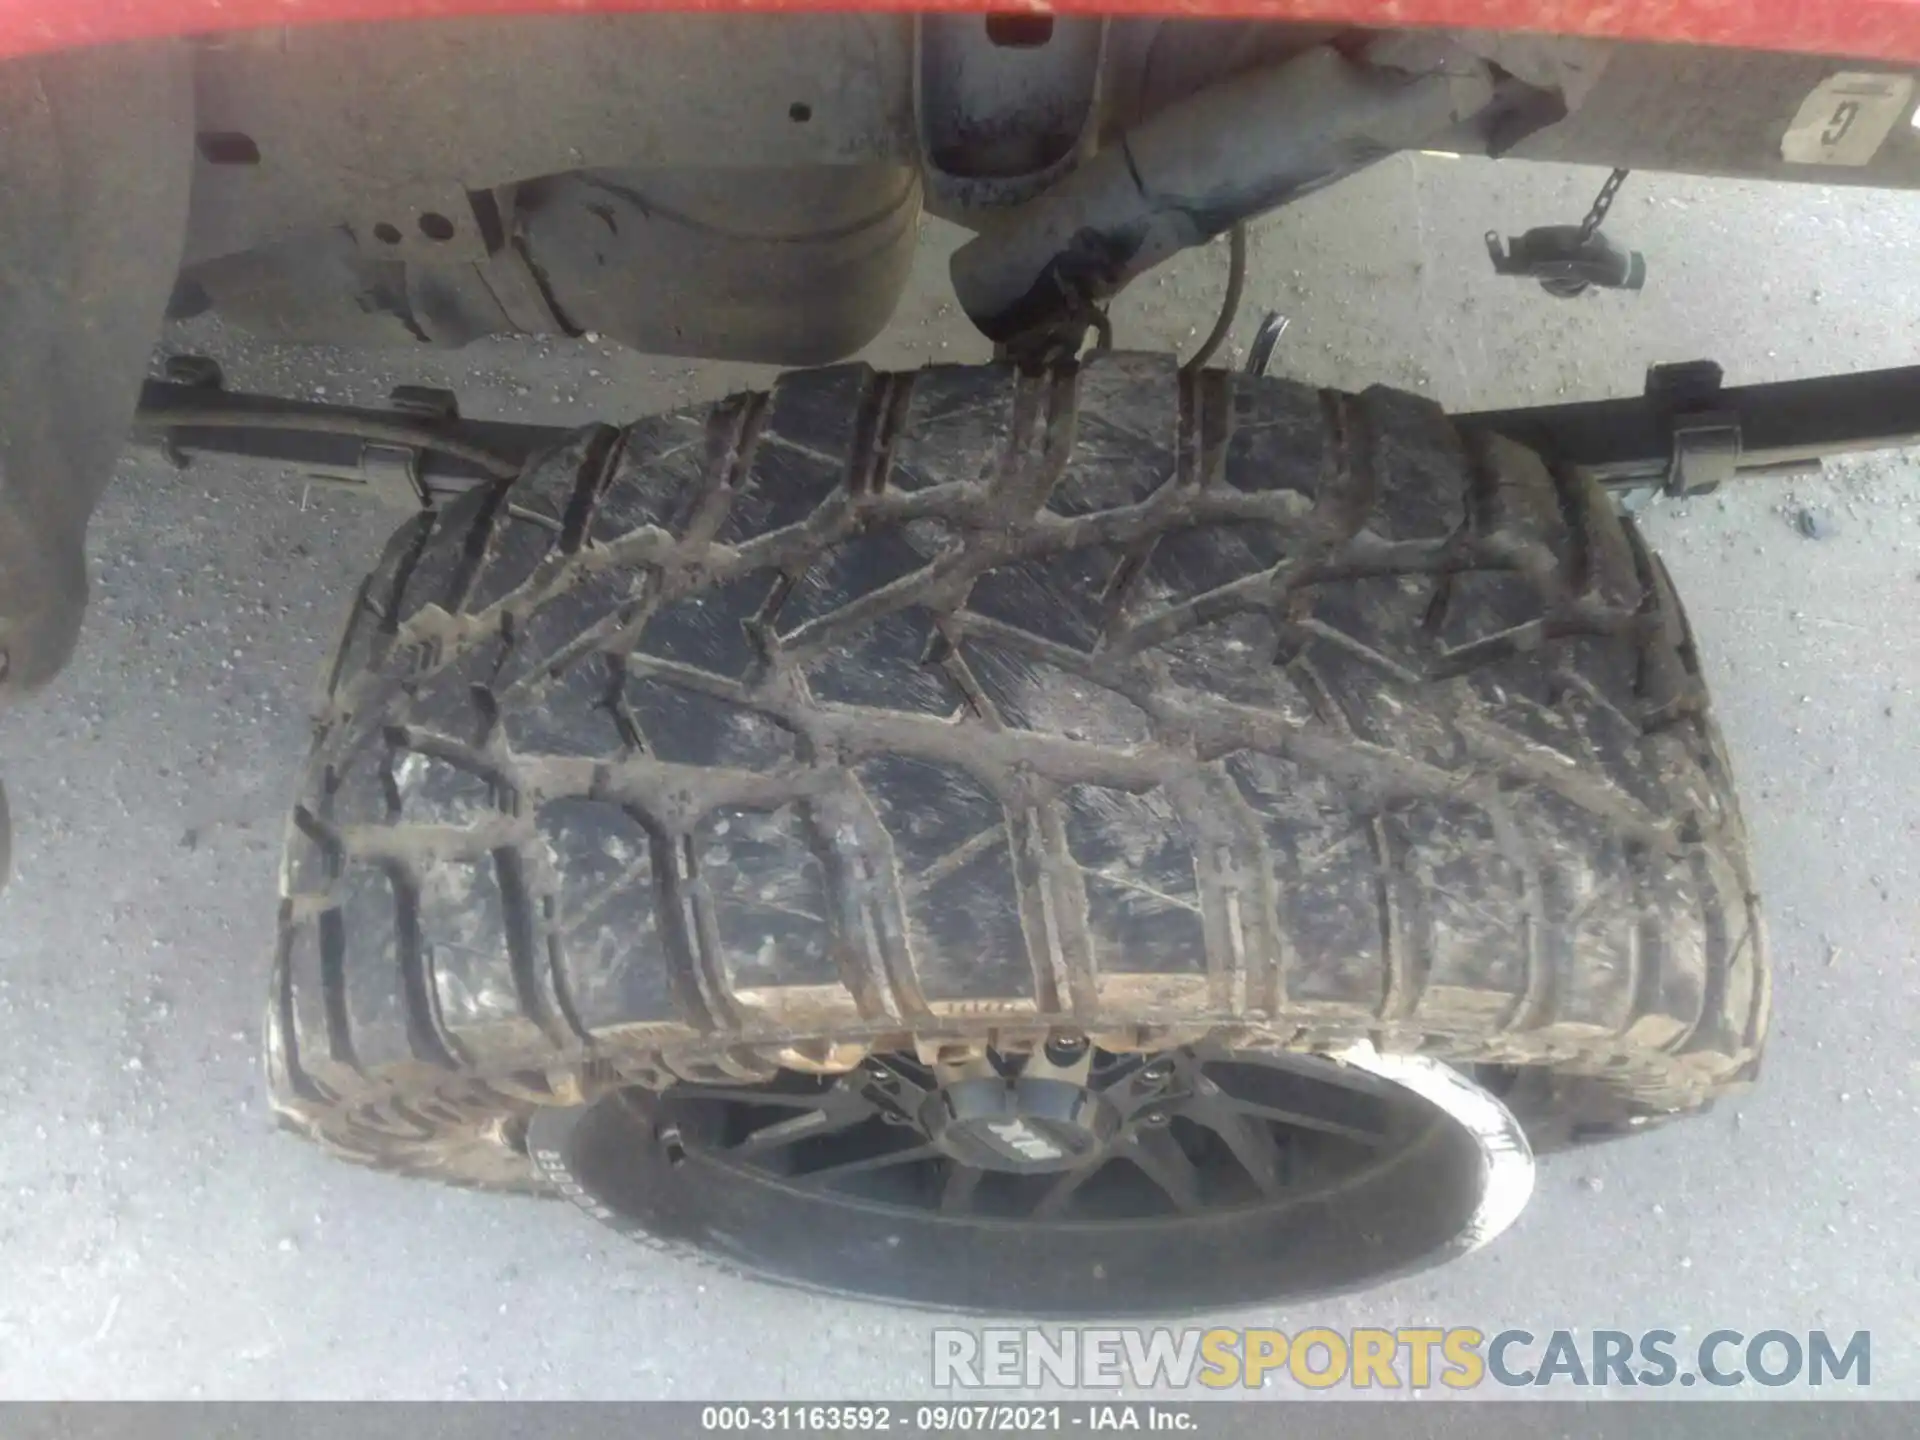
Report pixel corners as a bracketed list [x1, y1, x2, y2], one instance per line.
[1578, 167, 1632, 243]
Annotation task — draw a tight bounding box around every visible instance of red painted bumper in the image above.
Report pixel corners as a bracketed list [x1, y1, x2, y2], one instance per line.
[2, 0, 1917, 68]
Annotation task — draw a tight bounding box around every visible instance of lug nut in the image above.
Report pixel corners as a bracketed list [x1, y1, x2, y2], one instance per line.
[1140, 1059, 1174, 1084]
[1141, 1109, 1170, 1127]
[1044, 1032, 1089, 1065]
[657, 1124, 689, 1166]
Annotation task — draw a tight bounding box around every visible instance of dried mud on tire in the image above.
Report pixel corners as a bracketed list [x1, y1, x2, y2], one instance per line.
[265, 355, 1768, 1187]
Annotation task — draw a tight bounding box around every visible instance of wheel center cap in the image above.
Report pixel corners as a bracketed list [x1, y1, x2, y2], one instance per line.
[924, 1076, 1119, 1174]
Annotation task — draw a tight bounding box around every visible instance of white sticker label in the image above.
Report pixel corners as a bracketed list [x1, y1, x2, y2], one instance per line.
[1782, 71, 1915, 166]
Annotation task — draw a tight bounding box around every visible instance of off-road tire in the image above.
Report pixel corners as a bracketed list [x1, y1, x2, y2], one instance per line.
[266, 355, 1768, 1191]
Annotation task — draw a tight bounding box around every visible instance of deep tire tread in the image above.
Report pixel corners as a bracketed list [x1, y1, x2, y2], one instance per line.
[269, 358, 1767, 1186]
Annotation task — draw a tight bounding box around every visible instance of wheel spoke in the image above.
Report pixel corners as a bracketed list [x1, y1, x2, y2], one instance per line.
[1199, 1059, 1395, 1145]
[1127, 1127, 1203, 1213]
[1227, 1052, 1404, 1101]
[1213, 1095, 1388, 1147]
[1185, 1098, 1287, 1196]
[789, 1141, 942, 1187]
[728, 1103, 871, 1158]
[938, 1164, 985, 1215]
[1030, 1158, 1106, 1219]
[673, 1085, 835, 1109]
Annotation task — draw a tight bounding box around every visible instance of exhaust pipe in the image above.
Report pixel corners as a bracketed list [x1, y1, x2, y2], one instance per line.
[951, 40, 1511, 352]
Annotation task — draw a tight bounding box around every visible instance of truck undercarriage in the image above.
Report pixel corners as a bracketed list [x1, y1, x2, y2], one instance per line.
[0, 7, 1911, 1312]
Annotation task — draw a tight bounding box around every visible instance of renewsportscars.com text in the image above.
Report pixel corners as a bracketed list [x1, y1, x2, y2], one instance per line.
[932, 1327, 1871, 1391]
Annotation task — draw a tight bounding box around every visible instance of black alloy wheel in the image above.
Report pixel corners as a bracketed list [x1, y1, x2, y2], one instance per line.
[529, 1043, 1533, 1316]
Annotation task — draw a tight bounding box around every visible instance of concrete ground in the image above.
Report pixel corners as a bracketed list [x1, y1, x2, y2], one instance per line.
[0, 152, 1917, 1400]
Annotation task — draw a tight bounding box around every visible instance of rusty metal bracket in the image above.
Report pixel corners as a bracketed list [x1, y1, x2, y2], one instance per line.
[1665, 411, 1743, 497]
[354, 385, 465, 508]
[132, 363, 534, 505]
[1458, 359, 1920, 491]
[1647, 361, 1741, 497]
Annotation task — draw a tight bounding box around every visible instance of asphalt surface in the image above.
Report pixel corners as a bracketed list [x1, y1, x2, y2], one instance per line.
[1, 153, 1918, 1401]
